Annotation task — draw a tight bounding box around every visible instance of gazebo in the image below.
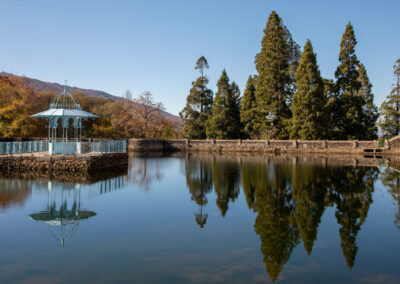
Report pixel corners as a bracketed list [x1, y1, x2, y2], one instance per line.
[32, 84, 97, 154]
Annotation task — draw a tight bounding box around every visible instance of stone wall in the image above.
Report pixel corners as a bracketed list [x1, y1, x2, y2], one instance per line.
[128, 139, 386, 155]
[0, 153, 128, 172]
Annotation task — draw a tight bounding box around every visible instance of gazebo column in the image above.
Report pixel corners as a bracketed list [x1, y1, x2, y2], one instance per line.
[53, 118, 59, 143]
[62, 117, 69, 142]
[73, 117, 79, 141]
[74, 118, 82, 154]
[47, 118, 52, 142]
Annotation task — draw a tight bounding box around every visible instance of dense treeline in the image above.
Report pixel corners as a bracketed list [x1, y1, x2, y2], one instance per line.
[0, 75, 179, 139]
[181, 11, 382, 140]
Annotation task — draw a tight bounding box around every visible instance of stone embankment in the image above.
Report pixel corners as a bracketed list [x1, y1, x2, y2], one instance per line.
[128, 138, 400, 155]
[0, 164, 127, 183]
[0, 152, 128, 173]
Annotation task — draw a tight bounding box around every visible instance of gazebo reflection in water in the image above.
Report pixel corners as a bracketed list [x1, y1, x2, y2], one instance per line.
[29, 182, 96, 247]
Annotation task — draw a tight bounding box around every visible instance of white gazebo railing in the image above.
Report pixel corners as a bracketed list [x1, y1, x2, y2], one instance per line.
[0, 140, 127, 155]
[0, 141, 48, 155]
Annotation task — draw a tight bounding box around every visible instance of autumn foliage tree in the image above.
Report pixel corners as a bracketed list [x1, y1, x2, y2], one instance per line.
[0, 74, 178, 139]
[120, 91, 175, 138]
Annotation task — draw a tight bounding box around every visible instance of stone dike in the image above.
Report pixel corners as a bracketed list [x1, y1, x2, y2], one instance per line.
[128, 137, 400, 156]
[0, 152, 128, 173]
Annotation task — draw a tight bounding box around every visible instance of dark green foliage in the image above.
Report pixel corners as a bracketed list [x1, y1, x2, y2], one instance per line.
[357, 64, 379, 139]
[240, 75, 259, 139]
[180, 56, 213, 139]
[291, 40, 328, 139]
[254, 11, 300, 139]
[206, 70, 241, 139]
[379, 59, 400, 138]
[323, 78, 337, 139]
[332, 22, 378, 140]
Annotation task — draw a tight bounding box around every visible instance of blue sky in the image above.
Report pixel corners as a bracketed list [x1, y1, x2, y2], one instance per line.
[1, 0, 399, 115]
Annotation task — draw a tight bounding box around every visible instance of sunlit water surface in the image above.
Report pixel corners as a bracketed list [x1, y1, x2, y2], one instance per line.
[1, 153, 400, 284]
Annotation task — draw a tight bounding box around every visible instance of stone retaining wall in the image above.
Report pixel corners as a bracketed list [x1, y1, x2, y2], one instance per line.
[0, 152, 128, 172]
[128, 139, 388, 155]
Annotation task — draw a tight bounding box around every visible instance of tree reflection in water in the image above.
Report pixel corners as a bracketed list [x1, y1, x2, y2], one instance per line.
[0, 179, 36, 210]
[128, 155, 165, 191]
[184, 155, 213, 228]
[184, 154, 380, 282]
[327, 166, 377, 268]
[380, 167, 400, 230]
[211, 156, 241, 217]
[250, 162, 300, 282]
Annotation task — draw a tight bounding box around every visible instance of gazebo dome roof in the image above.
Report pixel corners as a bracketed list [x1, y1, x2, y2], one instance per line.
[31, 85, 98, 119]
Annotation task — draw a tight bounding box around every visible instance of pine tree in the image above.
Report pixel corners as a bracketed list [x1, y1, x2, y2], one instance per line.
[291, 39, 327, 140]
[254, 11, 300, 139]
[379, 59, 400, 138]
[240, 75, 259, 139]
[180, 56, 213, 139]
[206, 70, 241, 139]
[333, 22, 364, 139]
[357, 63, 379, 139]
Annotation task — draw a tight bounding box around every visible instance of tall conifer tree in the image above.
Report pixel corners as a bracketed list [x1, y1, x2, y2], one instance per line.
[357, 63, 378, 139]
[291, 40, 327, 140]
[206, 70, 241, 139]
[333, 23, 364, 139]
[254, 11, 300, 139]
[379, 59, 400, 138]
[241, 75, 259, 139]
[180, 56, 213, 138]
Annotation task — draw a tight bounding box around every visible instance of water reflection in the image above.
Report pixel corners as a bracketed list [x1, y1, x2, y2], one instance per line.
[183, 154, 381, 281]
[0, 168, 127, 247]
[380, 167, 400, 230]
[0, 179, 35, 210]
[30, 182, 96, 247]
[128, 154, 165, 191]
[2, 154, 400, 283]
[184, 155, 213, 228]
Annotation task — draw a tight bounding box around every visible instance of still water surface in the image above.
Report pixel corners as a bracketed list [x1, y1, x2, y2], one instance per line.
[0, 154, 400, 283]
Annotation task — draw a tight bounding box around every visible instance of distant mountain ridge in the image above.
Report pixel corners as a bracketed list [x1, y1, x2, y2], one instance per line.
[1, 73, 123, 101]
[3, 73, 181, 124]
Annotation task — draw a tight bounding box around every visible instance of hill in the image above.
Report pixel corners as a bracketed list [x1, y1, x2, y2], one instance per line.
[2, 73, 181, 124]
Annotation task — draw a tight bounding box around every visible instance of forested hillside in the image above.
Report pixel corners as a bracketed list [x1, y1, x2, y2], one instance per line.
[0, 74, 180, 138]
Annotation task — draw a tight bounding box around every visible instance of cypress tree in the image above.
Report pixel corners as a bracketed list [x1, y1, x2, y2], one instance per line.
[291, 39, 327, 140]
[206, 70, 241, 139]
[379, 59, 400, 138]
[254, 11, 300, 139]
[180, 56, 213, 139]
[357, 63, 378, 139]
[240, 75, 259, 139]
[333, 22, 364, 139]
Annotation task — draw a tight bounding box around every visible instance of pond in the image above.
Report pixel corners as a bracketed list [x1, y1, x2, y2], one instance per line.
[0, 153, 399, 283]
